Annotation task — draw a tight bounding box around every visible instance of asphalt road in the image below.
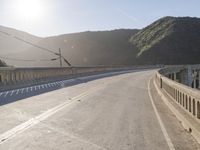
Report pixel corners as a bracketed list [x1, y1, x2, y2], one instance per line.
[0, 70, 199, 150]
[0, 70, 133, 106]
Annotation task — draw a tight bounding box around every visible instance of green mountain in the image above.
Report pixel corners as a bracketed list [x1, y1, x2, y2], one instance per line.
[130, 16, 200, 64]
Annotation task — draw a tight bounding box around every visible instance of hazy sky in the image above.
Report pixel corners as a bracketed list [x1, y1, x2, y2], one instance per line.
[0, 0, 200, 37]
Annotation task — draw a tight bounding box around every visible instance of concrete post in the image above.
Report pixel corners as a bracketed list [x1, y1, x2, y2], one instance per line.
[174, 72, 176, 81]
[198, 71, 200, 89]
[186, 66, 193, 87]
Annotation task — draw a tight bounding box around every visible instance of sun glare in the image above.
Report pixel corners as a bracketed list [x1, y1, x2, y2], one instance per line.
[15, 0, 45, 21]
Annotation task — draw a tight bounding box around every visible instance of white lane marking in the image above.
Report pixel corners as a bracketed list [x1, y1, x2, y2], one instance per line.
[21, 88, 24, 94]
[4, 91, 9, 98]
[16, 89, 19, 95]
[26, 88, 29, 92]
[148, 77, 175, 150]
[0, 92, 3, 97]
[30, 87, 33, 91]
[10, 90, 14, 96]
[0, 86, 103, 144]
[48, 84, 51, 87]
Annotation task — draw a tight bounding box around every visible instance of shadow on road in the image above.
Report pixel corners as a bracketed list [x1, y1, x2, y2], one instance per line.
[0, 69, 148, 106]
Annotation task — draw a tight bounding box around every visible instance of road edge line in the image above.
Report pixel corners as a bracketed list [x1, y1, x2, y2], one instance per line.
[148, 77, 176, 150]
[153, 77, 200, 145]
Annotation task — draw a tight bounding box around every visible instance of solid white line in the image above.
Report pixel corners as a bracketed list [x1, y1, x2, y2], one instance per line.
[0, 86, 102, 145]
[148, 77, 175, 150]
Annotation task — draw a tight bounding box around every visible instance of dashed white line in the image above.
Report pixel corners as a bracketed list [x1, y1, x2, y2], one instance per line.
[21, 88, 24, 94]
[16, 89, 19, 95]
[4, 91, 9, 97]
[10, 90, 14, 96]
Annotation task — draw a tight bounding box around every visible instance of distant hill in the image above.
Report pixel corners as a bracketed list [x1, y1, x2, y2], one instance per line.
[0, 25, 42, 67]
[130, 16, 200, 64]
[0, 28, 139, 67]
[29, 29, 139, 67]
[1, 16, 200, 67]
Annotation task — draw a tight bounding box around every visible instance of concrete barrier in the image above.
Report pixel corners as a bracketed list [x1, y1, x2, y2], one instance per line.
[0, 65, 158, 92]
[156, 67, 200, 121]
[155, 66, 200, 143]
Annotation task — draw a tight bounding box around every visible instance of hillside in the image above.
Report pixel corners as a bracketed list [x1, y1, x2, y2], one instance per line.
[0, 25, 42, 67]
[30, 29, 139, 67]
[1, 16, 200, 67]
[0, 28, 139, 67]
[130, 16, 200, 64]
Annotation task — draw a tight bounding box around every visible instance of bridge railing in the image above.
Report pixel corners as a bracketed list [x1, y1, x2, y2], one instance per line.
[155, 67, 200, 121]
[0, 65, 158, 91]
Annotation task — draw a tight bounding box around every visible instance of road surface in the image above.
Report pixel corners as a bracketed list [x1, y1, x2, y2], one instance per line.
[0, 70, 133, 106]
[0, 70, 199, 150]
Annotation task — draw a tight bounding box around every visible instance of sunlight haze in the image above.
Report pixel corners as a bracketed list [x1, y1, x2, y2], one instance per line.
[0, 0, 200, 36]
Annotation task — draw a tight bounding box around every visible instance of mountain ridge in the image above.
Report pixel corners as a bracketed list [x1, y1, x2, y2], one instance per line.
[1, 16, 200, 67]
[130, 16, 200, 64]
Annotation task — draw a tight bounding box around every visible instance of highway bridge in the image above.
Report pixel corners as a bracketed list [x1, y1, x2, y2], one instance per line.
[0, 66, 200, 150]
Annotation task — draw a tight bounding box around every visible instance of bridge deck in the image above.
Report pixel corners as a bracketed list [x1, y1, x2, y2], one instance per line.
[0, 70, 199, 150]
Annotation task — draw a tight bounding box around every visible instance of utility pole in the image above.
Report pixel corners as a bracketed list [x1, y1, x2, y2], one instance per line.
[54, 48, 71, 67]
[59, 48, 62, 67]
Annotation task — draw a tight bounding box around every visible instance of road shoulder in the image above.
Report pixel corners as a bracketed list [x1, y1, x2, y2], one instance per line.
[149, 77, 200, 150]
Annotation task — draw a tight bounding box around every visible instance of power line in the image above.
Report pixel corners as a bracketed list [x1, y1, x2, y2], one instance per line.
[0, 30, 72, 66]
[0, 56, 60, 62]
[14, 36, 56, 55]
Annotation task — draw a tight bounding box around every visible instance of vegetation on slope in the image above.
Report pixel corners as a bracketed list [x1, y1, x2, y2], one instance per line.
[130, 16, 200, 64]
[0, 60, 7, 67]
